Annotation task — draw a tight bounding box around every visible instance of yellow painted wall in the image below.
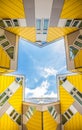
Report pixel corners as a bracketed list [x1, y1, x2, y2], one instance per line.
[59, 74, 82, 130]
[26, 110, 42, 130]
[43, 111, 57, 130]
[0, 75, 23, 130]
[0, 113, 19, 130]
[0, 46, 10, 69]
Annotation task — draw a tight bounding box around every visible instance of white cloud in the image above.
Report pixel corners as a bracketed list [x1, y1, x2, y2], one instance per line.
[41, 67, 58, 78]
[25, 80, 57, 98]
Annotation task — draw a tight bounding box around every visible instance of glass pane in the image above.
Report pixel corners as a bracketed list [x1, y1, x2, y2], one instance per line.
[10, 110, 15, 116]
[78, 35, 82, 40]
[65, 112, 70, 119]
[68, 109, 73, 116]
[62, 115, 67, 124]
[0, 96, 9, 106]
[72, 20, 79, 27]
[74, 95, 82, 105]
[79, 22, 82, 28]
[77, 91, 82, 98]
[65, 20, 72, 27]
[6, 20, 12, 27]
[16, 115, 21, 125]
[0, 20, 5, 28]
[6, 46, 14, 59]
[13, 113, 18, 120]
[43, 19, 49, 30]
[74, 41, 82, 47]
[13, 19, 19, 26]
[1, 41, 9, 47]
[0, 35, 5, 41]
[0, 92, 6, 100]
[69, 46, 78, 59]
[36, 19, 41, 30]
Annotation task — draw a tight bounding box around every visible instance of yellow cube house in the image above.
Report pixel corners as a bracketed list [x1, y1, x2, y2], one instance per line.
[23, 101, 61, 130]
[0, 74, 24, 130]
[0, 28, 18, 73]
[57, 73, 82, 130]
[65, 29, 82, 72]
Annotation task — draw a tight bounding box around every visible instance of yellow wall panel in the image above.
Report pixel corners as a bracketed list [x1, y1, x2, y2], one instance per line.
[9, 86, 23, 114]
[59, 86, 74, 113]
[26, 111, 42, 130]
[43, 111, 57, 130]
[64, 112, 82, 130]
[7, 27, 36, 43]
[0, 47, 10, 69]
[0, 0, 25, 18]
[0, 113, 19, 130]
[47, 27, 77, 43]
[74, 50, 82, 69]
[67, 74, 82, 92]
[61, 0, 82, 19]
[0, 75, 15, 93]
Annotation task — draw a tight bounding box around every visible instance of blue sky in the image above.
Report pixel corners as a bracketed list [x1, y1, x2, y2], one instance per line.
[14, 38, 68, 101]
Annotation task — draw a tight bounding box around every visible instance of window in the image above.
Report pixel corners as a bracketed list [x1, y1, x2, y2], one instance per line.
[62, 115, 67, 124]
[1, 41, 10, 48]
[68, 109, 73, 116]
[4, 20, 12, 27]
[0, 35, 5, 41]
[72, 20, 80, 27]
[0, 92, 6, 100]
[10, 109, 15, 116]
[79, 21, 82, 28]
[16, 115, 21, 125]
[0, 96, 9, 106]
[43, 19, 49, 30]
[69, 46, 79, 59]
[0, 20, 5, 28]
[13, 113, 18, 120]
[13, 19, 19, 26]
[64, 112, 70, 119]
[78, 35, 82, 40]
[6, 46, 14, 59]
[65, 19, 72, 27]
[36, 19, 41, 30]
[74, 41, 82, 47]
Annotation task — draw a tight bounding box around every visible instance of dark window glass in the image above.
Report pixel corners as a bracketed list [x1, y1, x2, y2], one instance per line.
[0, 92, 6, 100]
[65, 20, 72, 27]
[79, 22, 82, 28]
[78, 35, 82, 40]
[0, 96, 9, 106]
[65, 112, 70, 119]
[69, 46, 78, 59]
[6, 20, 12, 27]
[13, 113, 18, 120]
[1, 41, 9, 47]
[72, 21, 79, 27]
[6, 46, 14, 59]
[73, 88, 76, 91]
[62, 115, 67, 125]
[16, 115, 21, 125]
[77, 91, 82, 98]
[10, 110, 15, 116]
[74, 95, 82, 105]
[68, 109, 73, 116]
[74, 41, 82, 47]
[13, 19, 19, 26]
[0, 35, 5, 41]
[0, 20, 5, 28]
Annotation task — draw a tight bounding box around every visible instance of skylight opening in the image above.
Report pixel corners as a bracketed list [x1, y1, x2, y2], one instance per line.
[13, 38, 68, 104]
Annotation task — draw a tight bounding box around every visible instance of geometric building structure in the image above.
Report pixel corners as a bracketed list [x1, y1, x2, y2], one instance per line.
[0, 0, 82, 46]
[57, 73, 82, 130]
[0, 28, 18, 73]
[23, 101, 61, 130]
[0, 0, 82, 130]
[65, 29, 82, 72]
[0, 75, 24, 130]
